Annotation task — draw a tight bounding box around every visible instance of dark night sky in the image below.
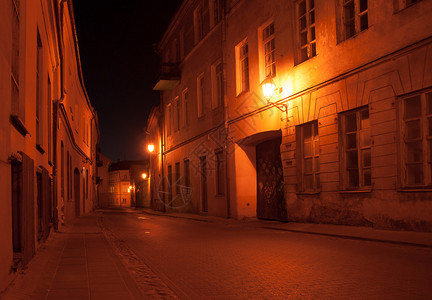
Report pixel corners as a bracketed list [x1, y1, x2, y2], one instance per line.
[73, 1, 182, 161]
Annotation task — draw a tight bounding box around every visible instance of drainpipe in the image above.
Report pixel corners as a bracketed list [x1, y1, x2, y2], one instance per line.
[221, 2, 230, 219]
[52, 0, 67, 230]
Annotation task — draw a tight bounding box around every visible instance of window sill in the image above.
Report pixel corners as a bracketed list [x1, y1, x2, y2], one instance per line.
[296, 191, 320, 195]
[397, 189, 432, 193]
[339, 189, 372, 194]
[10, 115, 29, 137]
[36, 144, 45, 154]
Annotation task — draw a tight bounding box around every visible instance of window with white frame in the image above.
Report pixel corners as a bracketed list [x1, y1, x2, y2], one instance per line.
[197, 74, 205, 117]
[212, 60, 223, 109]
[297, 0, 316, 63]
[341, 106, 371, 189]
[400, 91, 432, 187]
[235, 39, 249, 95]
[182, 88, 189, 127]
[260, 22, 276, 78]
[339, 0, 368, 41]
[297, 121, 320, 191]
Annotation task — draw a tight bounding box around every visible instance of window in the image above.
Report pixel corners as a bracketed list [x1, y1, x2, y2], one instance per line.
[61, 141, 64, 197]
[175, 162, 180, 195]
[197, 74, 205, 117]
[167, 103, 172, 136]
[297, 122, 320, 191]
[36, 30, 43, 148]
[212, 61, 223, 109]
[236, 39, 249, 95]
[184, 159, 190, 187]
[297, 0, 316, 63]
[167, 165, 173, 203]
[194, 6, 204, 43]
[11, 0, 20, 116]
[340, 0, 368, 40]
[260, 22, 276, 78]
[400, 92, 432, 187]
[174, 97, 180, 132]
[182, 89, 189, 127]
[394, 0, 422, 11]
[215, 150, 224, 195]
[341, 107, 371, 189]
[210, 0, 222, 27]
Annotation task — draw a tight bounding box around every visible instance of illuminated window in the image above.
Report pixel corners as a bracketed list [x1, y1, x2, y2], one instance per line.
[235, 39, 249, 95]
[211, 60, 223, 109]
[215, 150, 224, 195]
[297, 121, 320, 191]
[297, 0, 316, 63]
[197, 74, 205, 117]
[339, 0, 368, 40]
[260, 22, 276, 78]
[399, 91, 432, 187]
[341, 106, 371, 189]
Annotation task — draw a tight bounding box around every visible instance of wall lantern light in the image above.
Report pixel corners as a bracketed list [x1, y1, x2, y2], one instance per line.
[147, 144, 155, 153]
[261, 76, 287, 113]
[142, 173, 147, 179]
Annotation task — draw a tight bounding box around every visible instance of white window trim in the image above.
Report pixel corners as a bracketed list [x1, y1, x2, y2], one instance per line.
[235, 37, 249, 96]
[258, 19, 275, 83]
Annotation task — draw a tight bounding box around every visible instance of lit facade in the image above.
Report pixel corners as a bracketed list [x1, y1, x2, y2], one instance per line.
[0, 0, 99, 291]
[151, 0, 432, 231]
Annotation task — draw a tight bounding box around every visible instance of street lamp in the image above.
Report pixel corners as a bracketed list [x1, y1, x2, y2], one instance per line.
[261, 76, 287, 113]
[147, 144, 155, 153]
[142, 172, 147, 179]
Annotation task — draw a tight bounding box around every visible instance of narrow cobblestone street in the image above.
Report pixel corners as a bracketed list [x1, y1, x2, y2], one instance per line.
[2, 208, 432, 300]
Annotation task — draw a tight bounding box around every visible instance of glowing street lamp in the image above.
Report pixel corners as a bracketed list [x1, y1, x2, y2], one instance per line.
[261, 76, 276, 101]
[147, 144, 155, 153]
[142, 172, 147, 179]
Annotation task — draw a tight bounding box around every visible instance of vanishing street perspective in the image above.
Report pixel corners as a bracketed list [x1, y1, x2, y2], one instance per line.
[1, 0, 432, 299]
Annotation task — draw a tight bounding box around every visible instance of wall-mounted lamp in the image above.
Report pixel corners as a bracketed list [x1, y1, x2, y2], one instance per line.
[147, 144, 155, 153]
[261, 76, 287, 113]
[141, 172, 147, 179]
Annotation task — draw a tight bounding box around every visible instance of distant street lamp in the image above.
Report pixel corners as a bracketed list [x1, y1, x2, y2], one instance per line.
[142, 172, 147, 180]
[261, 76, 287, 113]
[147, 144, 155, 153]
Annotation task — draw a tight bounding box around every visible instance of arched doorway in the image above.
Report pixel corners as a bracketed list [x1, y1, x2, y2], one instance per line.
[74, 168, 80, 216]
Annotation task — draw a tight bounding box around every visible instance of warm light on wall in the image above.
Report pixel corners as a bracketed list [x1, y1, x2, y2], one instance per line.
[147, 144, 155, 153]
[142, 173, 147, 179]
[262, 77, 276, 101]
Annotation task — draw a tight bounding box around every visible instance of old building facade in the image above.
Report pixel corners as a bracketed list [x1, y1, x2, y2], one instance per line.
[0, 0, 99, 291]
[151, 0, 432, 231]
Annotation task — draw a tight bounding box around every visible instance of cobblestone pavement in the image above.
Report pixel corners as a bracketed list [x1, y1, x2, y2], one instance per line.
[99, 209, 432, 300]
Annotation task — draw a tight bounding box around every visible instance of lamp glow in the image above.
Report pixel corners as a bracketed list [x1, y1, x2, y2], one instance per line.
[261, 77, 276, 100]
[142, 173, 147, 179]
[147, 144, 155, 153]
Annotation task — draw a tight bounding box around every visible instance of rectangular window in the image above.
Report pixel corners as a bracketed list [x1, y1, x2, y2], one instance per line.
[184, 159, 190, 187]
[11, 0, 20, 116]
[212, 61, 223, 109]
[167, 165, 173, 203]
[261, 22, 276, 78]
[400, 91, 432, 187]
[173, 97, 180, 132]
[167, 104, 172, 136]
[215, 150, 225, 195]
[341, 106, 371, 189]
[36, 30, 43, 147]
[210, 0, 222, 27]
[194, 6, 203, 43]
[297, 0, 316, 63]
[175, 162, 180, 195]
[197, 74, 205, 117]
[183, 89, 189, 127]
[236, 39, 249, 95]
[395, 0, 421, 11]
[340, 0, 368, 40]
[297, 122, 320, 191]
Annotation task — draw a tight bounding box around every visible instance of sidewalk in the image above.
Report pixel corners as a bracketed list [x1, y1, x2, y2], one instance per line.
[138, 208, 432, 249]
[1, 215, 146, 300]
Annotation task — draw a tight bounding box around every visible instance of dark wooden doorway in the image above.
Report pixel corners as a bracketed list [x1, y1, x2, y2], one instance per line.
[200, 156, 208, 212]
[256, 137, 287, 221]
[74, 168, 80, 216]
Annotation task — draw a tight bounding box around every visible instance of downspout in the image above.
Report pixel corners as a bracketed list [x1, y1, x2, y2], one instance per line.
[53, 0, 67, 230]
[221, 2, 230, 218]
